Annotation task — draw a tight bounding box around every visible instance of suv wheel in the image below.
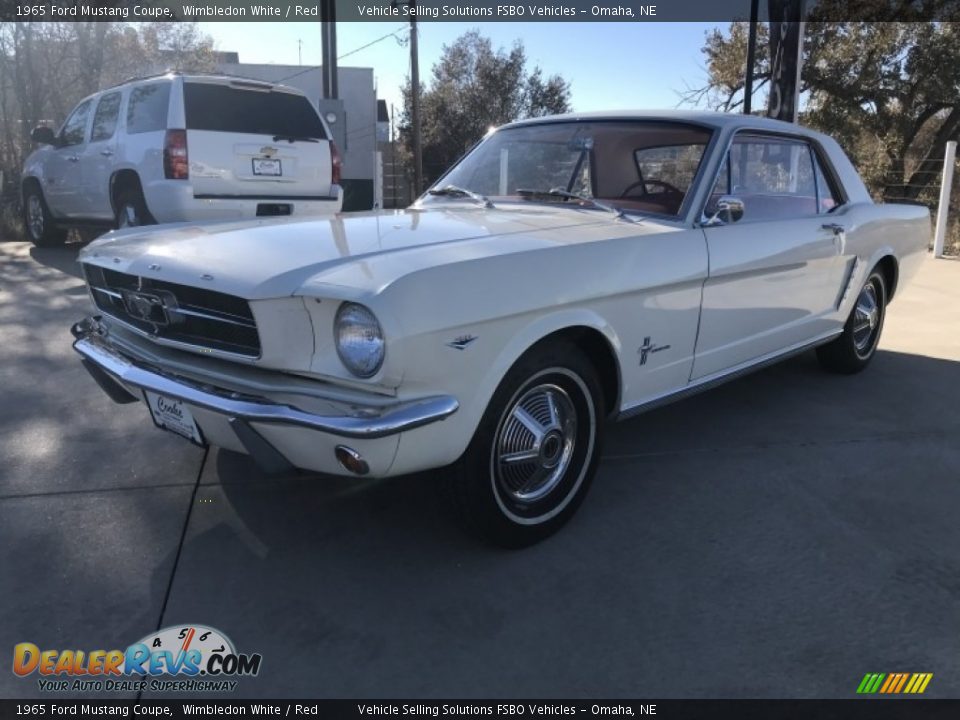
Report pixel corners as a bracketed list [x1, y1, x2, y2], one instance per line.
[22, 185, 66, 247]
[115, 188, 154, 229]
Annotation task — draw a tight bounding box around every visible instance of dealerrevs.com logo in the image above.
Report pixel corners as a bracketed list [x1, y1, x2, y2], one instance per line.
[12, 625, 262, 693]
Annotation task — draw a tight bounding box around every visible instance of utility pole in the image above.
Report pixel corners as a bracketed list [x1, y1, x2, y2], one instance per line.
[743, 0, 759, 114]
[391, 0, 423, 195]
[320, 0, 338, 100]
[409, 7, 423, 195]
[298, 39, 302, 66]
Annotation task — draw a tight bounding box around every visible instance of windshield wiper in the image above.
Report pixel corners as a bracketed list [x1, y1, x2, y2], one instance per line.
[515, 187, 634, 222]
[272, 135, 319, 143]
[427, 184, 494, 208]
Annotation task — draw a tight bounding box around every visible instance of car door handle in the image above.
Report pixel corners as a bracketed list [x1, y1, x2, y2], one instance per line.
[100, 149, 114, 157]
[821, 223, 844, 235]
[67, 155, 79, 162]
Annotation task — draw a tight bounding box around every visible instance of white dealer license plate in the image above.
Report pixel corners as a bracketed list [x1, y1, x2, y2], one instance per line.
[144, 391, 205, 446]
[252, 158, 282, 176]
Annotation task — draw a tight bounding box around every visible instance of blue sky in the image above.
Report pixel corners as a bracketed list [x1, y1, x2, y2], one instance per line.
[200, 22, 726, 119]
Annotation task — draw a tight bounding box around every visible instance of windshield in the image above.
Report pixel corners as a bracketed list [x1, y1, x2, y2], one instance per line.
[429, 121, 713, 218]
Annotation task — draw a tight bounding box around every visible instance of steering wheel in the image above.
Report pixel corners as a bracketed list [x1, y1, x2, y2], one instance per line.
[620, 179, 684, 199]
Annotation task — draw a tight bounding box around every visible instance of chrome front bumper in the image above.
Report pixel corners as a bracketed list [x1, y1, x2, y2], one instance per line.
[71, 316, 459, 473]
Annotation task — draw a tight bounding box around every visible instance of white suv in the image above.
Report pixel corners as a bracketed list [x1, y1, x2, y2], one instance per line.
[22, 72, 343, 246]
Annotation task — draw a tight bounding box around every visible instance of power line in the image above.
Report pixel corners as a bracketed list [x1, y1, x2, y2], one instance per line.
[339, 25, 410, 61]
[275, 25, 409, 85]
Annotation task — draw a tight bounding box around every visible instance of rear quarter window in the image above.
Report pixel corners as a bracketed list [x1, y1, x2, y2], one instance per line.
[126, 82, 171, 134]
[184, 83, 327, 139]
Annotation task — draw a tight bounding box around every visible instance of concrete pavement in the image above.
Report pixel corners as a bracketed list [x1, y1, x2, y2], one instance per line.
[1, 240, 958, 698]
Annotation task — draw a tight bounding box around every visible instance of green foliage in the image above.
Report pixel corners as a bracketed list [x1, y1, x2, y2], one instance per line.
[397, 30, 571, 187]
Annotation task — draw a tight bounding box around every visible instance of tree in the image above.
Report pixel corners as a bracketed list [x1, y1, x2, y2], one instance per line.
[397, 30, 571, 185]
[682, 16, 960, 208]
[0, 22, 215, 197]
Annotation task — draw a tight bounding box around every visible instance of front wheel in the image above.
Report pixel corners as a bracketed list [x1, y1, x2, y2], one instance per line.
[446, 341, 604, 548]
[817, 269, 887, 374]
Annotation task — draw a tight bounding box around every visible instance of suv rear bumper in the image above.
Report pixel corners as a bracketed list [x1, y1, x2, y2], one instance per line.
[145, 181, 343, 223]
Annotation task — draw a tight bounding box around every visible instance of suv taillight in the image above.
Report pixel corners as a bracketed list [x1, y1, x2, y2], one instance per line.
[330, 141, 342, 186]
[163, 129, 189, 180]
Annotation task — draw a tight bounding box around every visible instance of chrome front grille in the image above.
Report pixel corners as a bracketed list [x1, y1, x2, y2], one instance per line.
[82, 265, 261, 358]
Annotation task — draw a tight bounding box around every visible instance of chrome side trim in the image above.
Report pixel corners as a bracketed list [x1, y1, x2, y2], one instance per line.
[617, 330, 842, 422]
[838, 257, 860, 310]
[73, 332, 459, 440]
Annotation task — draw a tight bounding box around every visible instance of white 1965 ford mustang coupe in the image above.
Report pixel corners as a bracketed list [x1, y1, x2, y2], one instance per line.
[72, 111, 929, 546]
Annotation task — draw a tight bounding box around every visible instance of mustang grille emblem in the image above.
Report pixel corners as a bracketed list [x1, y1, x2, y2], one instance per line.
[638, 336, 670, 365]
[446, 335, 478, 350]
[120, 290, 169, 327]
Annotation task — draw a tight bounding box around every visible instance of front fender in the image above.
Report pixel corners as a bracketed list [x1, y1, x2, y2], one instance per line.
[388, 308, 623, 475]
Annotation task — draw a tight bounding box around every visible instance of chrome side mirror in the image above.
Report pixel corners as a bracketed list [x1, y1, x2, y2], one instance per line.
[705, 195, 745, 225]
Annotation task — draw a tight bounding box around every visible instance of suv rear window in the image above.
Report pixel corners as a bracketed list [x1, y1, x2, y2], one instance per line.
[127, 83, 171, 134]
[184, 83, 327, 139]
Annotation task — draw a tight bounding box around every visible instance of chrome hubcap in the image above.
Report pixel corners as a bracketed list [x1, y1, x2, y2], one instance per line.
[494, 383, 577, 503]
[853, 282, 880, 353]
[27, 195, 44, 238]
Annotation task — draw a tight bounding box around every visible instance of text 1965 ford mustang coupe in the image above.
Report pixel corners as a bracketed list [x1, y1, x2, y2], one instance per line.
[72, 111, 929, 546]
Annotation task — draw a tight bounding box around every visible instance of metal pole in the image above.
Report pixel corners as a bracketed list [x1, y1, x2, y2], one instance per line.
[744, 0, 759, 115]
[790, 19, 806, 123]
[320, 0, 338, 99]
[410, 8, 424, 195]
[933, 140, 957, 258]
[390, 102, 397, 206]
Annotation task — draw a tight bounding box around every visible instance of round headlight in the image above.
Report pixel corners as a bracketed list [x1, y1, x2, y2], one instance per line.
[334, 303, 385, 378]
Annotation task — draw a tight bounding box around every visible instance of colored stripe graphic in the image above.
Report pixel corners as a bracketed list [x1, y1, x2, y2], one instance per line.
[857, 673, 885, 694]
[856, 672, 933, 694]
[879, 674, 896, 693]
[893, 673, 910, 693]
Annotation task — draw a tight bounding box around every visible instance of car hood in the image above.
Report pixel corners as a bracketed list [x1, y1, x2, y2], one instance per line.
[79, 205, 672, 299]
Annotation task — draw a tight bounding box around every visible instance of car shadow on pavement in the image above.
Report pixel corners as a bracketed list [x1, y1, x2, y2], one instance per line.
[152, 348, 960, 697]
[29, 243, 86, 280]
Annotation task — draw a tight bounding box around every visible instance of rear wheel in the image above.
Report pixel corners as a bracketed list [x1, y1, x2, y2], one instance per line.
[816, 269, 887, 374]
[22, 185, 66, 247]
[114, 187, 154, 229]
[446, 341, 604, 548]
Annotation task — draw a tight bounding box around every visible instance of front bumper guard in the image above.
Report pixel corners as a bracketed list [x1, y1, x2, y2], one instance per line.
[71, 317, 459, 473]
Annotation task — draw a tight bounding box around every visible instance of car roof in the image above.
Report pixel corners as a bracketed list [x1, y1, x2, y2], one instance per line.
[501, 109, 823, 137]
[103, 71, 303, 95]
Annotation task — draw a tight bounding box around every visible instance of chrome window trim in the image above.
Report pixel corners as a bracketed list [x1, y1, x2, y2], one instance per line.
[695, 128, 850, 227]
